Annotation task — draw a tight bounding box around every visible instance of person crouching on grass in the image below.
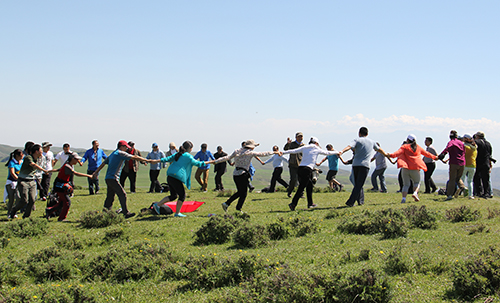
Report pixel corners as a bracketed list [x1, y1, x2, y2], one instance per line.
[149, 141, 214, 217]
[92, 140, 152, 219]
[45, 153, 93, 221]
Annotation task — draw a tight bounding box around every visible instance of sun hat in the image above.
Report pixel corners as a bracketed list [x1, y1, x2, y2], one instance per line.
[243, 139, 259, 149]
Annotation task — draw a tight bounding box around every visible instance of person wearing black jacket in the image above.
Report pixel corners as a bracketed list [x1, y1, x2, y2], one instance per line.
[213, 146, 229, 191]
[284, 132, 304, 198]
[473, 131, 495, 198]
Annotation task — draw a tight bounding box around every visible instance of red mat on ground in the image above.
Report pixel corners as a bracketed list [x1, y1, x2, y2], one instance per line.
[165, 201, 205, 213]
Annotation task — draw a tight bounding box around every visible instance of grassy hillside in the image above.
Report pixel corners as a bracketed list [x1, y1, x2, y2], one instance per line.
[1, 163, 500, 302]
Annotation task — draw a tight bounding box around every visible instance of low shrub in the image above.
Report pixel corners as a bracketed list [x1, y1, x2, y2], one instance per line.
[341, 249, 370, 264]
[451, 246, 500, 300]
[84, 241, 173, 283]
[286, 215, 320, 237]
[445, 205, 481, 222]
[338, 209, 407, 239]
[0, 217, 48, 238]
[267, 219, 290, 240]
[179, 254, 266, 290]
[54, 233, 84, 250]
[487, 208, 500, 219]
[402, 205, 438, 229]
[212, 266, 390, 303]
[193, 214, 241, 245]
[467, 223, 489, 235]
[103, 227, 129, 242]
[3, 285, 97, 303]
[232, 222, 268, 248]
[383, 247, 411, 275]
[26, 246, 76, 282]
[324, 209, 340, 219]
[0, 237, 9, 249]
[0, 260, 24, 286]
[79, 210, 124, 229]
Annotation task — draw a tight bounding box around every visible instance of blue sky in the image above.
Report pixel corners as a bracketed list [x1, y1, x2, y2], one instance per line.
[1, 1, 499, 169]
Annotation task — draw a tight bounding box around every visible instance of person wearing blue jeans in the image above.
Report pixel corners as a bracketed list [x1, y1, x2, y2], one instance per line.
[370, 143, 389, 193]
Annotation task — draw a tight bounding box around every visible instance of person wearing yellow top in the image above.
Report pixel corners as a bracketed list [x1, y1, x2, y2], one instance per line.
[461, 133, 477, 199]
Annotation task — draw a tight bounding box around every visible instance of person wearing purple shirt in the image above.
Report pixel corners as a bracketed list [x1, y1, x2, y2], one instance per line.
[438, 130, 466, 200]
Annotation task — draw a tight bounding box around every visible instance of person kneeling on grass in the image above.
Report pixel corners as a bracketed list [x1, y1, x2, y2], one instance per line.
[46, 153, 93, 221]
[149, 141, 213, 217]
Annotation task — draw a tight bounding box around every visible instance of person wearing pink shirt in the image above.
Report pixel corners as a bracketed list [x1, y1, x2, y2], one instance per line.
[437, 130, 466, 201]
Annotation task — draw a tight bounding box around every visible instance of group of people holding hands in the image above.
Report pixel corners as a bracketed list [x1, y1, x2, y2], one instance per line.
[4, 127, 495, 220]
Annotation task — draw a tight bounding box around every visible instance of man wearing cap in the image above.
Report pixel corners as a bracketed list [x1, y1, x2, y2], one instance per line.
[473, 131, 494, 198]
[284, 132, 305, 198]
[40, 142, 54, 201]
[438, 130, 466, 201]
[119, 141, 146, 193]
[92, 140, 151, 218]
[194, 143, 215, 192]
[81, 140, 108, 195]
[54, 143, 82, 168]
[341, 127, 388, 207]
[146, 143, 166, 193]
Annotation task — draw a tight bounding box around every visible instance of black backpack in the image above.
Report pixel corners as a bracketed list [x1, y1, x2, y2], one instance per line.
[160, 183, 170, 193]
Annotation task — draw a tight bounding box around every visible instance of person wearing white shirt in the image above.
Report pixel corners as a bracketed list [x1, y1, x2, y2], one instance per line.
[262, 146, 289, 192]
[40, 142, 54, 201]
[282, 137, 341, 210]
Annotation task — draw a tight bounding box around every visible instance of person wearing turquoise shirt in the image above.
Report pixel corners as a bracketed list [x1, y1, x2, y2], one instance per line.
[150, 141, 213, 217]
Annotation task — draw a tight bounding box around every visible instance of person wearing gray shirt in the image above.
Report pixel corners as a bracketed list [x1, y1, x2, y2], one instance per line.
[370, 143, 389, 193]
[341, 127, 389, 207]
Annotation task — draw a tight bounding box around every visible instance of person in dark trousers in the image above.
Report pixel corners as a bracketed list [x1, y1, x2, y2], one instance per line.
[423, 137, 438, 193]
[81, 140, 108, 195]
[284, 132, 304, 198]
[341, 127, 389, 207]
[120, 141, 146, 193]
[213, 146, 230, 191]
[473, 131, 495, 198]
[93, 140, 152, 218]
[146, 143, 166, 193]
[262, 146, 289, 192]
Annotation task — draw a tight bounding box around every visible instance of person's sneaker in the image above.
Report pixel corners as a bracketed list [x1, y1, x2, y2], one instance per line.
[401, 198, 406, 204]
[174, 213, 186, 217]
[124, 212, 136, 219]
[41, 197, 47, 201]
[345, 202, 354, 207]
[287, 193, 292, 198]
[249, 186, 255, 193]
[369, 188, 378, 192]
[153, 203, 161, 215]
[221, 202, 229, 213]
[445, 196, 453, 201]
[308, 204, 317, 209]
[412, 193, 420, 202]
[288, 203, 296, 211]
[469, 196, 475, 200]
[116, 208, 123, 214]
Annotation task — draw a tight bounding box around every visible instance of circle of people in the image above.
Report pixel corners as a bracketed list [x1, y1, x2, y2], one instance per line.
[4, 127, 495, 221]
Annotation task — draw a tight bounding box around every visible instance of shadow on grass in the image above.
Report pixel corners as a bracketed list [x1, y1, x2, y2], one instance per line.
[135, 215, 171, 222]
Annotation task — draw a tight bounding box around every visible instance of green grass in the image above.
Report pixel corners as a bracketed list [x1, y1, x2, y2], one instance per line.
[1, 166, 500, 302]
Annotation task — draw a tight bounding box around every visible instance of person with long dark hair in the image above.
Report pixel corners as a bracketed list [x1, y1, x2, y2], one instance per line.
[214, 140, 276, 213]
[282, 137, 341, 210]
[9, 144, 55, 219]
[387, 135, 438, 203]
[5, 149, 24, 215]
[149, 141, 213, 217]
[45, 153, 93, 221]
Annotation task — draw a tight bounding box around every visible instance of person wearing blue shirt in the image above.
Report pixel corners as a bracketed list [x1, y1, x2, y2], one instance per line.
[81, 140, 108, 195]
[92, 140, 150, 219]
[316, 144, 345, 192]
[193, 143, 215, 192]
[146, 142, 166, 193]
[5, 149, 23, 214]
